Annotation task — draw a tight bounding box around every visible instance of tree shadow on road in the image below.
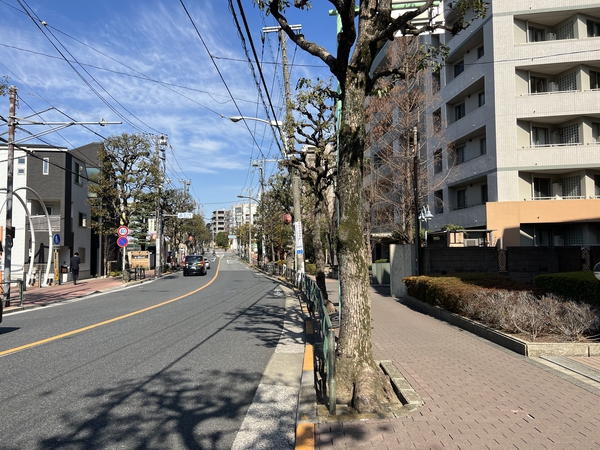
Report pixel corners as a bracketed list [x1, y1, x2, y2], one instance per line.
[35, 367, 290, 450]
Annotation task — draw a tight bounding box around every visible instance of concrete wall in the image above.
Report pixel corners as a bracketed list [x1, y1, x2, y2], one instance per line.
[390, 244, 416, 298]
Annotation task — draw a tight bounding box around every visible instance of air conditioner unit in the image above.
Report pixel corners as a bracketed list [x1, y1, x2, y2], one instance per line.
[546, 33, 557, 40]
[464, 238, 480, 247]
[548, 82, 559, 92]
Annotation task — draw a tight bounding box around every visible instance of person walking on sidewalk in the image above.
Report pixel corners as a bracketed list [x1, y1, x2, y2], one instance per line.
[70, 252, 81, 285]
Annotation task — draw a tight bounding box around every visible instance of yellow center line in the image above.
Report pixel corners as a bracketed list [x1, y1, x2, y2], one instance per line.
[0, 258, 221, 358]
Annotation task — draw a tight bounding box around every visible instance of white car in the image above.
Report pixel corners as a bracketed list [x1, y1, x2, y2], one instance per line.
[204, 257, 211, 269]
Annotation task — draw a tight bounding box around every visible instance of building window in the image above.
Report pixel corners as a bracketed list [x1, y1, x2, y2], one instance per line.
[434, 190, 444, 214]
[477, 45, 484, 59]
[481, 184, 488, 204]
[479, 138, 487, 155]
[592, 122, 600, 143]
[17, 168, 25, 175]
[453, 60, 464, 78]
[43, 157, 49, 175]
[454, 103, 465, 121]
[75, 162, 83, 185]
[432, 71, 441, 92]
[533, 177, 551, 199]
[453, 145, 465, 164]
[457, 189, 467, 209]
[531, 76, 547, 93]
[587, 20, 600, 37]
[17, 157, 25, 164]
[532, 127, 549, 146]
[78, 213, 87, 227]
[590, 71, 600, 90]
[529, 27, 545, 42]
[478, 91, 485, 107]
[433, 149, 443, 174]
[433, 109, 442, 132]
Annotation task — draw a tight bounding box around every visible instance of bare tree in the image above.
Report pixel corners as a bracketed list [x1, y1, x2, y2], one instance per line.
[284, 77, 337, 309]
[257, 0, 487, 413]
[365, 37, 451, 246]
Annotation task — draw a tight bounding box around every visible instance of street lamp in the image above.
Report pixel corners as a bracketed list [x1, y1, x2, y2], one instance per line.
[419, 205, 434, 247]
[229, 116, 282, 127]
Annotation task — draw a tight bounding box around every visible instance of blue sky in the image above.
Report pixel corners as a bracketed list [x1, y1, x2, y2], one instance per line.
[0, 1, 337, 217]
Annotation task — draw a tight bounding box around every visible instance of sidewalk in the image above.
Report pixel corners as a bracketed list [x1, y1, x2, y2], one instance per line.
[2, 270, 155, 315]
[313, 278, 600, 449]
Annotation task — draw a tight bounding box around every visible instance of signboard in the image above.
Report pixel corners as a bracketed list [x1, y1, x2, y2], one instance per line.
[294, 221, 304, 255]
[117, 236, 129, 248]
[53, 233, 60, 246]
[177, 212, 193, 219]
[129, 250, 150, 269]
[117, 226, 129, 237]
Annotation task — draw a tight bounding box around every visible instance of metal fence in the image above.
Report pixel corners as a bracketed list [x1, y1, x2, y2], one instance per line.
[281, 267, 337, 415]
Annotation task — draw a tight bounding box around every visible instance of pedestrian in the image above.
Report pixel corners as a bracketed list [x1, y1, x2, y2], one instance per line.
[70, 252, 81, 285]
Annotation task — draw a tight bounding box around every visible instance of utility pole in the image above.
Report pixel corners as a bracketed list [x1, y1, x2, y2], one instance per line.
[155, 135, 167, 276]
[263, 24, 305, 274]
[2, 86, 16, 304]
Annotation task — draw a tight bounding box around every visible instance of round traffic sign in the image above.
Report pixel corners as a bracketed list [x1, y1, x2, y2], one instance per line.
[117, 236, 129, 247]
[117, 226, 129, 237]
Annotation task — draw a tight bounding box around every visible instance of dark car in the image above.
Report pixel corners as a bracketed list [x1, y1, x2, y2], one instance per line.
[183, 255, 207, 276]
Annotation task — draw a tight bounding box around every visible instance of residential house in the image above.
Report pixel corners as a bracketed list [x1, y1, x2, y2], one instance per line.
[0, 144, 92, 284]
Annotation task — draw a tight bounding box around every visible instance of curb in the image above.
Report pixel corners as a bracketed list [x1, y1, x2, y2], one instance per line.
[296, 318, 316, 450]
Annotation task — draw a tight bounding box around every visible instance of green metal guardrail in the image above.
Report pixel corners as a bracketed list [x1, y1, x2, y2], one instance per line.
[302, 274, 336, 415]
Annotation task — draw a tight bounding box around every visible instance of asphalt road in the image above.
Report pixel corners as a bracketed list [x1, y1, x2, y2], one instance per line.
[0, 255, 288, 449]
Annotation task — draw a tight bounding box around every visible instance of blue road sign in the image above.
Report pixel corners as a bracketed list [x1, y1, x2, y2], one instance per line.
[53, 233, 60, 245]
[117, 236, 129, 247]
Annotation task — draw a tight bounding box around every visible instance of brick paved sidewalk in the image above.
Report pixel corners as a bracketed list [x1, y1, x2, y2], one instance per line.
[314, 280, 600, 449]
[3, 270, 156, 315]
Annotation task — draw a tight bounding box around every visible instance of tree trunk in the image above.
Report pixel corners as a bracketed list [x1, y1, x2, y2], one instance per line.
[334, 68, 395, 413]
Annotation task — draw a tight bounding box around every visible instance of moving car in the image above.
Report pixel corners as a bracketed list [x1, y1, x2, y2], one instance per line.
[183, 255, 207, 276]
[204, 257, 211, 270]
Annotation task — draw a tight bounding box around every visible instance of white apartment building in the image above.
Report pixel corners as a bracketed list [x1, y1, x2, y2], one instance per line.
[424, 0, 600, 247]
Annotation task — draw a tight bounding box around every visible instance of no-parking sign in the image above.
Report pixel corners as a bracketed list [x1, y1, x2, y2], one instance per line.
[117, 236, 129, 247]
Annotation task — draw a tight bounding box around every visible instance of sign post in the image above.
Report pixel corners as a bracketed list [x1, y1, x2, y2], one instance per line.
[117, 227, 129, 282]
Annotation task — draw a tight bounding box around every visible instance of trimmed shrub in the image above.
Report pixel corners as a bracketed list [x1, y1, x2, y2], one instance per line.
[534, 272, 600, 305]
[403, 273, 598, 342]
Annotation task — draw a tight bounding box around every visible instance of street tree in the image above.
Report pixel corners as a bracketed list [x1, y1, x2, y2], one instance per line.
[257, 0, 487, 413]
[160, 187, 201, 259]
[215, 231, 229, 248]
[285, 77, 337, 307]
[89, 133, 159, 245]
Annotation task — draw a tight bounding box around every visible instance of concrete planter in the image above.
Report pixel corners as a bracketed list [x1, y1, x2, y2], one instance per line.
[401, 295, 600, 358]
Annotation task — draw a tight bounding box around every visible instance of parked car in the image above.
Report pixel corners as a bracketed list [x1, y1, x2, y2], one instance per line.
[183, 255, 207, 276]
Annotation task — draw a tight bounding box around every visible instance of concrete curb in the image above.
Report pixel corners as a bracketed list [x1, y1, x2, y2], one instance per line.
[400, 295, 600, 357]
[379, 360, 423, 407]
[295, 310, 317, 450]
